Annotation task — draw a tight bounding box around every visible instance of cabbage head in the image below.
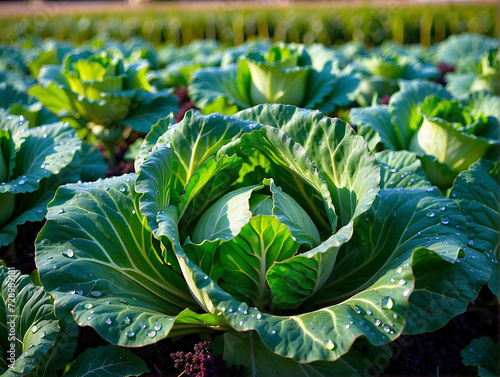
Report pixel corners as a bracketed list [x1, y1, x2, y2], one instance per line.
[35, 105, 488, 375]
[350, 81, 498, 188]
[189, 42, 359, 115]
[29, 49, 178, 145]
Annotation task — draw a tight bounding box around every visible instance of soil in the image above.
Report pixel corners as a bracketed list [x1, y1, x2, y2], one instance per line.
[1, 88, 498, 376]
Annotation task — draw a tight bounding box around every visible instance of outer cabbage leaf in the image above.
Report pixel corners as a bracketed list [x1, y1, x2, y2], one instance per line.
[461, 337, 499, 377]
[62, 345, 149, 377]
[0, 113, 83, 246]
[376, 150, 431, 189]
[450, 159, 499, 298]
[0, 267, 78, 377]
[36, 175, 229, 347]
[223, 331, 393, 377]
[436, 33, 498, 66]
[0, 83, 58, 127]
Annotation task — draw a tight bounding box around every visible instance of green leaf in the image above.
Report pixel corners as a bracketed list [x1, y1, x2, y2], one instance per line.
[36, 175, 225, 347]
[436, 33, 498, 66]
[117, 89, 178, 133]
[218, 215, 299, 310]
[390, 80, 453, 149]
[234, 104, 380, 229]
[450, 159, 499, 298]
[376, 150, 431, 189]
[315, 69, 361, 112]
[179, 154, 243, 230]
[1, 163, 79, 247]
[175, 241, 412, 363]
[134, 114, 176, 172]
[136, 110, 261, 230]
[466, 91, 500, 118]
[269, 179, 320, 248]
[349, 105, 400, 150]
[192, 184, 263, 244]
[62, 345, 149, 377]
[189, 65, 251, 115]
[0, 267, 61, 376]
[461, 337, 499, 377]
[0, 122, 81, 194]
[223, 331, 393, 377]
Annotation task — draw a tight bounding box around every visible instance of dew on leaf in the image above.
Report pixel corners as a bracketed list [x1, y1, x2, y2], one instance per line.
[147, 330, 156, 338]
[398, 279, 407, 286]
[426, 211, 435, 218]
[126, 331, 135, 339]
[31, 325, 38, 334]
[124, 317, 131, 325]
[324, 339, 335, 350]
[154, 323, 162, 331]
[440, 216, 450, 225]
[105, 318, 112, 325]
[90, 291, 102, 297]
[381, 296, 394, 310]
[84, 303, 93, 310]
[62, 249, 74, 258]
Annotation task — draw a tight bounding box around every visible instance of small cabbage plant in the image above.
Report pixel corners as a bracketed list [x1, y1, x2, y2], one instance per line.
[29, 48, 178, 166]
[0, 110, 105, 247]
[446, 48, 499, 98]
[189, 41, 359, 115]
[352, 50, 439, 106]
[35, 105, 488, 375]
[350, 81, 499, 188]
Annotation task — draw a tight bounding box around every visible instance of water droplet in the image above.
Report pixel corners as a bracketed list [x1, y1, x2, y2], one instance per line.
[76, 290, 83, 295]
[104, 186, 109, 191]
[124, 317, 131, 325]
[324, 339, 335, 350]
[19, 179, 26, 185]
[393, 313, 398, 319]
[31, 325, 38, 333]
[367, 309, 373, 316]
[126, 331, 135, 339]
[58, 209, 65, 214]
[256, 313, 262, 320]
[90, 291, 102, 297]
[147, 330, 156, 338]
[381, 296, 394, 310]
[154, 323, 162, 331]
[440, 216, 450, 225]
[132, 210, 136, 215]
[468, 240, 474, 246]
[105, 318, 112, 325]
[104, 300, 110, 304]
[120, 187, 126, 193]
[403, 289, 411, 297]
[398, 279, 407, 286]
[374, 318, 382, 326]
[345, 324, 350, 328]
[384, 326, 391, 333]
[84, 303, 93, 310]
[271, 330, 276, 335]
[87, 316, 92, 320]
[62, 249, 74, 258]
[426, 211, 435, 218]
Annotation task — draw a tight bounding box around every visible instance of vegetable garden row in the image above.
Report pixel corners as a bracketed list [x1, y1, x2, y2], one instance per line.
[0, 10, 498, 377]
